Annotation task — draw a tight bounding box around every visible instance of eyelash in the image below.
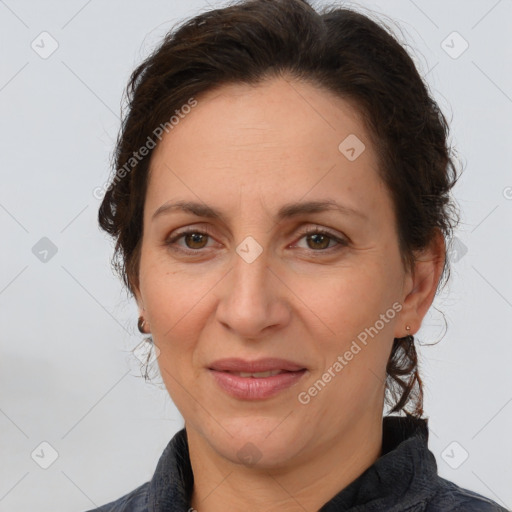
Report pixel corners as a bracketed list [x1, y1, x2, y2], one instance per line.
[164, 226, 348, 256]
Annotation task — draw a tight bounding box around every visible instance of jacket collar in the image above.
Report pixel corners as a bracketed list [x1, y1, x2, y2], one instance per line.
[319, 415, 438, 511]
[148, 415, 437, 511]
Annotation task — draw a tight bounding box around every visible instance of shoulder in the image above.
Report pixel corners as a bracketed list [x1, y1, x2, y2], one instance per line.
[423, 476, 509, 512]
[83, 481, 150, 512]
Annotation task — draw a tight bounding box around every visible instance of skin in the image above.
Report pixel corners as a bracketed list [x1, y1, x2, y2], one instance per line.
[133, 75, 445, 512]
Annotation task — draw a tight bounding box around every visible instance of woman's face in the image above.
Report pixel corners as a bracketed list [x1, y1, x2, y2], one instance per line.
[136, 77, 415, 467]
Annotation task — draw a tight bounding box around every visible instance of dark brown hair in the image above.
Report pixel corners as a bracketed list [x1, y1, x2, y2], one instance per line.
[98, 0, 460, 418]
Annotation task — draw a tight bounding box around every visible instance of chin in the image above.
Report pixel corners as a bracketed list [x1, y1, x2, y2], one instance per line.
[203, 415, 309, 469]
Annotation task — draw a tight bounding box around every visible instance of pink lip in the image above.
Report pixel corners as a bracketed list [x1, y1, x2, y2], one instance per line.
[208, 358, 307, 400]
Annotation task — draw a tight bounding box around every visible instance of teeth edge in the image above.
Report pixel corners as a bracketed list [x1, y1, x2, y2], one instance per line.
[235, 370, 283, 378]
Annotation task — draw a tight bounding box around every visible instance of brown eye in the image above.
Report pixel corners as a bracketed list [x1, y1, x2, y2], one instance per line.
[295, 228, 347, 252]
[165, 226, 347, 256]
[183, 232, 209, 249]
[306, 233, 332, 250]
[165, 229, 215, 254]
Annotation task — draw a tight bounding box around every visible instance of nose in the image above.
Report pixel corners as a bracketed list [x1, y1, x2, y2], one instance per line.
[215, 246, 291, 340]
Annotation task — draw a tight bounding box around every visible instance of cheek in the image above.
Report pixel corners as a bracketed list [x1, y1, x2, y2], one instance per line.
[140, 249, 207, 325]
[141, 263, 225, 373]
[294, 260, 401, 339]
[143, 270, 207, 404]
[293, 261, 401, 405]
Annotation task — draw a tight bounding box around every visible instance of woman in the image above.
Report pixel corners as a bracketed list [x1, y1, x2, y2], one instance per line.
[89, 0, 507, 510]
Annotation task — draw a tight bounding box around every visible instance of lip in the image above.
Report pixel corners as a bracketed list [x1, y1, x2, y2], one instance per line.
[208, 358, 307, 400]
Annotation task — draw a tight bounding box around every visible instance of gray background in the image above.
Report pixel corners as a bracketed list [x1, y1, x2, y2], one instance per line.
[1, 0, 511, 510]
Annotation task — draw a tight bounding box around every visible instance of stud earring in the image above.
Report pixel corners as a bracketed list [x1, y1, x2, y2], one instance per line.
[137, 316, 147, 334]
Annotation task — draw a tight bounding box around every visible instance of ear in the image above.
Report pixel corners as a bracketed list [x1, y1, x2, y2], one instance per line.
[395, 229, 446, 337]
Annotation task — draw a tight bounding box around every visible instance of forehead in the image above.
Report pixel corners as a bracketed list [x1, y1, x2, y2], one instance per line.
[146, 77, 382, 211]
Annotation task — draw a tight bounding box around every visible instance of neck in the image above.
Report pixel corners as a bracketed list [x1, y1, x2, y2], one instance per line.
[188, 414, 383, 512]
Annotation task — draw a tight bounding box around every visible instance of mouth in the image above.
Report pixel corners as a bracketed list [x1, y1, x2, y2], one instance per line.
[221, 369, 293, 378]
[208, 357, 307, 373]
[208, 358, 308, 400]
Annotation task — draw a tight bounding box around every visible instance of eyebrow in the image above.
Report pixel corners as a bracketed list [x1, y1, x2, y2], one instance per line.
[152, 199, 367, 222]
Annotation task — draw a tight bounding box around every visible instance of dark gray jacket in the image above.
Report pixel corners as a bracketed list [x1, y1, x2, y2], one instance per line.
[86, 415, 508, 511]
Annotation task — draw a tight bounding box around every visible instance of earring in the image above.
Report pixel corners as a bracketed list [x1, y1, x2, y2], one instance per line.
[137, 316, 147, 334]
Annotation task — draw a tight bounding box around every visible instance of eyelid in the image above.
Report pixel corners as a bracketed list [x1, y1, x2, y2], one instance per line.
[164, 225, 218, 250]
[291, 226, 348, 249]
[164, 224, 348, 254]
